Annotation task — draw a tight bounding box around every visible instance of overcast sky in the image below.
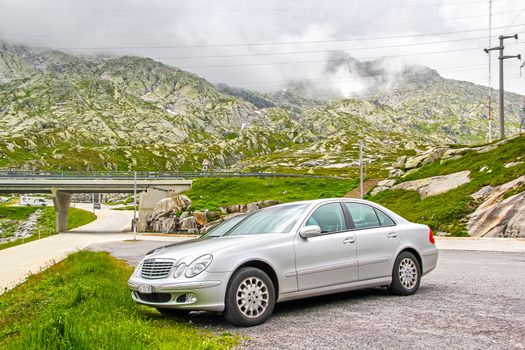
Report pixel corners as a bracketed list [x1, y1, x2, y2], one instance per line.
[0, 0, 524, 95]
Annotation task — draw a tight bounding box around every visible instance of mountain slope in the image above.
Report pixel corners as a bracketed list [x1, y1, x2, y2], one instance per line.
[0, 43, 523, 176]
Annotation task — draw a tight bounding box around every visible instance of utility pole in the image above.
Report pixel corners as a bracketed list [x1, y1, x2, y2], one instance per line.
[484, 34, 521, 140]
[487, 0, 493, 142]
[359, 140, 364, 199]
[133, 171, 137, 241]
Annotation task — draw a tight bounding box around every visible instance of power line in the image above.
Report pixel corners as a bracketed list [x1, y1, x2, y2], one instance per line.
[218, 64, 497, 87]
[229, 67, 516, 88]
[500, 8, 525, 34]
[170, 43, 522, 70]
[0, 1, 500, 14]
[29, 23, 525, 51]
[152, 36, 499, 60]
[1, 10, 519, 38]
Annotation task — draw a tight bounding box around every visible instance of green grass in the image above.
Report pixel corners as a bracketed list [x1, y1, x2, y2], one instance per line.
[0, 251, 238, 349]
[67, 207, 97, 229]
[185, 177, 360, 211]
[111, 205, 136, 211]
[370, 135, 525, 236]
[0, 207, 97, 251]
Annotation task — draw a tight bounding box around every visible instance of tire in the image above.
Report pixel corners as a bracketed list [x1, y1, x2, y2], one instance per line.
[388, 251, 421, 296]
[223, 267, 275, 327]
[156, 308, 190, 318]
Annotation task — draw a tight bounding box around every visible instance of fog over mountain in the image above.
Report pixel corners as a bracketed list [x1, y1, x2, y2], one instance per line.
[0, 0, 523, 95]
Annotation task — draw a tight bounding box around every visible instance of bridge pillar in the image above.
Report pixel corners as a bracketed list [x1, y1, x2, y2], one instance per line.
[51, 188, 71, 233]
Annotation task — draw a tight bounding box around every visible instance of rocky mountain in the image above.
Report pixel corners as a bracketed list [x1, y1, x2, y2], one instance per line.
[0, 42, 523, 176]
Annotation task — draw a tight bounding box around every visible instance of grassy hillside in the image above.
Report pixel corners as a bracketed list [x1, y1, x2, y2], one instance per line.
[185, 177, 359, 211]
[0, 206, 96, 250]
[370, 135, 525, 235]
[0, 251, 237, 349]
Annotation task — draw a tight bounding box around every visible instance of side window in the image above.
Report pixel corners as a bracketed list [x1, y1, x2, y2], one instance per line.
[306, 203, 346, 234]
[345, 203, 380, 230]
[375, 208, 396, 227]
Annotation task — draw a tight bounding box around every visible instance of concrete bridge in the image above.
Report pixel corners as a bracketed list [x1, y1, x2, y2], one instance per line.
[0, 171, 193, 232]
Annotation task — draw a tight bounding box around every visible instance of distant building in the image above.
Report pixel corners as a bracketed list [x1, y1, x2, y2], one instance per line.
[202, 158, 211, 172]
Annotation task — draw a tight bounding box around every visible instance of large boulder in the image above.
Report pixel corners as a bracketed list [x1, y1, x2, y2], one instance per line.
[393, 171, 471, 198]
[370, 179, 396, 196]
[151, 194, 192, 218]
[193, 211, 208, 226]
[180, 216, 198, 234]
[404, 155, 426, 170]
[467, 176, 525, 237]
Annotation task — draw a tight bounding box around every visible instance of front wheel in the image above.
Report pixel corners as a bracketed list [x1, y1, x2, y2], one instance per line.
[388, 251, 421, 296]
[223, 267, 275, 327]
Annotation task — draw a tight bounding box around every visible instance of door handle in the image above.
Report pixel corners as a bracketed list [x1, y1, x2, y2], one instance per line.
[343, 237, 356, 244]
[387, 232, 398, 238]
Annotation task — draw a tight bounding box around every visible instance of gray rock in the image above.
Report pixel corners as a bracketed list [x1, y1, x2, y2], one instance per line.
[504, 161, 523, 168]
[471, 185, 494, 201]
[246, 202, 259, 212]
[393, 171, 471, 198]
[404, 155, 426, 170]
[468, 176, 525, 237]
[388, 168, 405, 178]
[180, 216, 198, 232]
[393, 155, 407, 169]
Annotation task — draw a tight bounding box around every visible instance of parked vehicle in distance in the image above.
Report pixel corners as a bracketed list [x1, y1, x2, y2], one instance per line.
[19, 196, 47, 207]
[93, 203, 101, 210]
[128, 199, 439, 327]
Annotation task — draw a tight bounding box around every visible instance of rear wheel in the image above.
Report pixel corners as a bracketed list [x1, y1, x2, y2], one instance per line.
[156, 308, 190, 318]
[388, 251, 421, 296]
[223, 267, 275, 327]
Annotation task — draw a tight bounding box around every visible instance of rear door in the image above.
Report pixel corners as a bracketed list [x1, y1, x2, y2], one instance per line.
[293, 202, 358, 291]
[343, 202, 400, 281]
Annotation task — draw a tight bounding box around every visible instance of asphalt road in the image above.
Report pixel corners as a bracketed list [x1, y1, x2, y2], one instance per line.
[90, 241, 525, 350]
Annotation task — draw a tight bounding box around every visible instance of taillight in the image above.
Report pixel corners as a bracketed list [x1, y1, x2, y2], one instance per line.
[429, 228, 435, 244]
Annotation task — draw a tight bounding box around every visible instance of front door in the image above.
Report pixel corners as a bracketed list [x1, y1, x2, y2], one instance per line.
[293, 202, 358, 291]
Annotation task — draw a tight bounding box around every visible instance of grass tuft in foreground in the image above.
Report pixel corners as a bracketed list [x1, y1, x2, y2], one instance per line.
[0, 251, 237, 349]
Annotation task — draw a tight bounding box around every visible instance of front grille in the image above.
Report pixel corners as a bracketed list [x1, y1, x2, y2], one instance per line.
[140, 259, 174, 279]
[135, 292, 172, 303]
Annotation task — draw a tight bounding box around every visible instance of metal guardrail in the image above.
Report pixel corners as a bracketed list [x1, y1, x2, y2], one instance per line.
[0, 170, 347, 180]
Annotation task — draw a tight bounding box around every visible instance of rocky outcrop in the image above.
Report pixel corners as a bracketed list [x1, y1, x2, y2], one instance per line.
[389, 137, 518, 178]
[467, 176, 525, 237]
[370, 179, 396, 196]
[220, 200, 280, 214]
[391, 171, 471, 198]
[146, 196, 280, 234]
[0, 209, 42, 244]
[372, 171, 471, 198]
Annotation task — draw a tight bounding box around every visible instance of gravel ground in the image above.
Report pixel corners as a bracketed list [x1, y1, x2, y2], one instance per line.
[89, 241, 525, 350]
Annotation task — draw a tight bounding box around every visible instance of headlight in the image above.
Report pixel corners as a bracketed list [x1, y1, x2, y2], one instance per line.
[132, 262, 142, 277]
[173, 263, 186, 278]
[185, 254, 213, 278]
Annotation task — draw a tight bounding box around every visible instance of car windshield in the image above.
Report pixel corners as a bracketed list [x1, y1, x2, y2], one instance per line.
[226, 204, 308, 235]
[203, 215, 246, 237]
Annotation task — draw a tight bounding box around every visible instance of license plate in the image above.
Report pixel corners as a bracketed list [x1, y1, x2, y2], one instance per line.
[139, 285, 153, 294]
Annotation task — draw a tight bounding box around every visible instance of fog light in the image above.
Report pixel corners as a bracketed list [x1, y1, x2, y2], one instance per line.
[186, 293, 197, 304]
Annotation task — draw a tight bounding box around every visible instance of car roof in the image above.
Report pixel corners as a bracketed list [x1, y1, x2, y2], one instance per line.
[272, 198, 377, 207]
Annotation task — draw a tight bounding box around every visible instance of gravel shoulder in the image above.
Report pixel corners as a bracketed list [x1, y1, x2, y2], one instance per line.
[90, 241, 525, 350]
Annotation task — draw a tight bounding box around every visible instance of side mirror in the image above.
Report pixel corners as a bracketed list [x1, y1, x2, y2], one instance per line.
[299, 225, 322, 238]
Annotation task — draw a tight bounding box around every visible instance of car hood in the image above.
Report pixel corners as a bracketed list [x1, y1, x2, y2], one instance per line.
[143, 235, 277, 263]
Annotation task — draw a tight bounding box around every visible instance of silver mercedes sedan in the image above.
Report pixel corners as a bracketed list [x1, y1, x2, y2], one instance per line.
[128, 198, 438, 326]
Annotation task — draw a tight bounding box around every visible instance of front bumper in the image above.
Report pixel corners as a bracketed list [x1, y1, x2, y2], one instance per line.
[128, 272, 230, 312]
